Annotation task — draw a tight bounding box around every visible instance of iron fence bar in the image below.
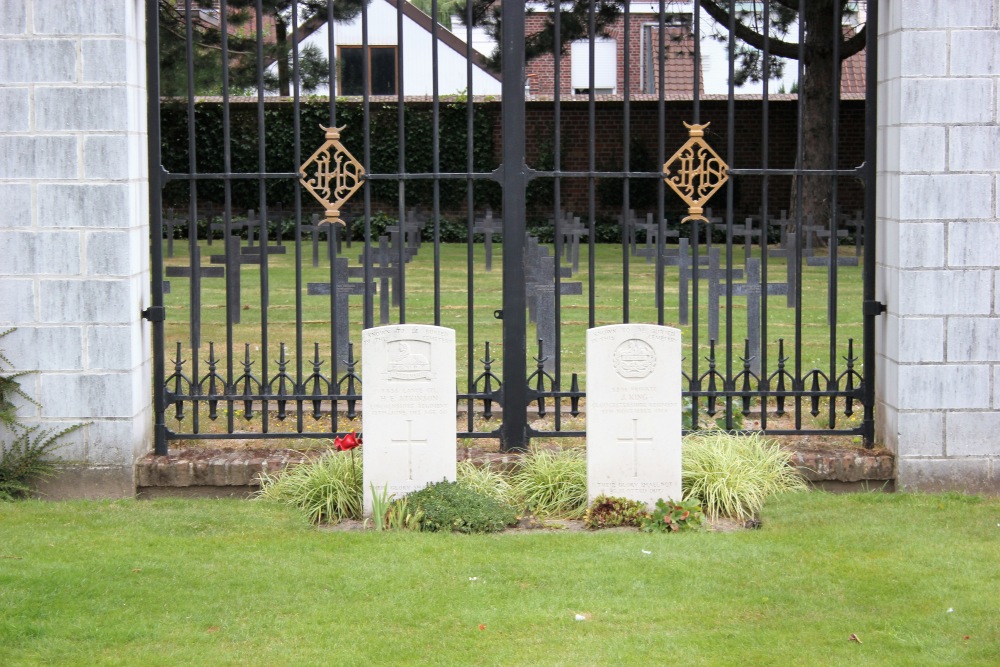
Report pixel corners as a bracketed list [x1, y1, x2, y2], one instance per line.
[862, 1, 879, 447]
[146, 0, 168, 455]
[553, 0, 564, 433]
[499, 0, 528, 451]
[361, 0, 373, 334]
[432, 0, 442, 327]
[693, 0, 701, 124]
[655, 0, 666, 325]
[163, 166, 866, 181]
[254, 0, 271, 435]
[759, 0, 771, 431]
[621, 0, 631, 323]
[724, 0, 737, 429]
[220, 0, 236, 437]
[827, 0, 843, 430]
[396, 0, 407, 324]
[292, 0, 305, 434]
[183, 0, 202, 435]
[587, 0, 597, 330]
[464, 0, 476, 436]
[794, 0, 807, 432]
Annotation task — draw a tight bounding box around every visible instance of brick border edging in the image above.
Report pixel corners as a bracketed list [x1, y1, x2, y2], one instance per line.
[136, 447, 895, 492]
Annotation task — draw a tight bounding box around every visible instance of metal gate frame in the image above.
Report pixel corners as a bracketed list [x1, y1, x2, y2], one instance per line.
[146, 0, 880, 455]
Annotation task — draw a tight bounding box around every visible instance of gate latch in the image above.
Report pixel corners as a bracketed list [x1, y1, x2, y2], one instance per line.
[493, 309, 503, 320]
[863, 300, 886, 317]
[141, 306, 166, 322]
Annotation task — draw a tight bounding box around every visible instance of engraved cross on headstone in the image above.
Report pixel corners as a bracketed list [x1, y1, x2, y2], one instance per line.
[390, 419, 429, 481]
[616, 418, 655, 478]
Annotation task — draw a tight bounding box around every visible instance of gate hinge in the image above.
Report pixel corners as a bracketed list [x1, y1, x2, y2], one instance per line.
[141, 306, 166, 322]
[863, 300, 886, 317]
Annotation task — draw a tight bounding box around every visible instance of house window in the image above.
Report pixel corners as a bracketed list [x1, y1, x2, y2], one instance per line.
[339, 46, 397, 96]
[570, 38, 616, 94]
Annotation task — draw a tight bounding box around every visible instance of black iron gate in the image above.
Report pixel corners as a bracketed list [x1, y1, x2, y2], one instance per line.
[147, 0, 880, 455]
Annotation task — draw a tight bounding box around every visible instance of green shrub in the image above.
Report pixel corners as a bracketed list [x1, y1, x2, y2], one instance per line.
[640, 498, 704, 533]
[511, 447, 588, 519]
[583, 495, 648, 529]
[682, 431, 807, 521]
[404, 480, 517, 533]
[456, 460, 514, 505]
[256, 448, 363, 524]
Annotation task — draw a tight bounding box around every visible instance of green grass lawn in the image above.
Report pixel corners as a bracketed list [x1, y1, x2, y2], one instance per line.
[2, 492, 997, 665]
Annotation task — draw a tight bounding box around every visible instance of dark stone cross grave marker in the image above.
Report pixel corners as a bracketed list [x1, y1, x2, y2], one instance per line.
[386, 208, 424, 263]
[472, 208, 503, 272]
[841, 208, 865, 258]
[357, 235, 397, 323]
[660, 238, 709, 325]
[208, 210, 262, 249]
[730, 217, 762, 263]
[307, 257, 375, 362]
[767, 210, 792, 259]
[523, 235, 575, 323]
[163, 245, 224, 348]
[616, 210, 641, 258]
[806, 223, 857, 267]
[704, 247, 744, 342]
[529, 252, 582, 376]
[732, 258, 789, 375]
[163, 208, 187, 258]
[559, 212, 588, 275]
[300, 213, 337, 268]
[634, 213, 679, 264]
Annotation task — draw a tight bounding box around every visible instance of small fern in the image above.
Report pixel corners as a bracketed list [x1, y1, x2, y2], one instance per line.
[0, 424, 80, 500]
[0, 328, 80, 500]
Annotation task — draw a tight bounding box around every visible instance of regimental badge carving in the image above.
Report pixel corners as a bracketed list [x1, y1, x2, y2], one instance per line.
[612, 339, 657, 380]
[387, 340, 433, 381]
[299, 125, 365, 226]
[663, 122, 729, 224]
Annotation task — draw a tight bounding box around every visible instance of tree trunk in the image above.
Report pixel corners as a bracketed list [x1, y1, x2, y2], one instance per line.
[276, 18, 290, 97]
[793, 0, 838, 245]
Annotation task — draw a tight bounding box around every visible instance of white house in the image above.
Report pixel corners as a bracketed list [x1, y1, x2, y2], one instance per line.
[287, 0, 503, 97]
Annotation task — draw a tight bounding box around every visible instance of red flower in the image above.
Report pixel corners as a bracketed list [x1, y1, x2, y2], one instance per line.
[334, 431, 361, 451]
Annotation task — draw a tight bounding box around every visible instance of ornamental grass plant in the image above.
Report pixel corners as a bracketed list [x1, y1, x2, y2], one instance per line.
[256, 448, 362, 524]
[456, 459, 515, 505]
[510, 446, 588, 518]
[681, 431, 807, 521]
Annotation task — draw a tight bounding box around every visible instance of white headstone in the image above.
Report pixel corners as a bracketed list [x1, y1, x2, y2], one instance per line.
[586, 323, 683, 509]
[362, 324, 457, 515]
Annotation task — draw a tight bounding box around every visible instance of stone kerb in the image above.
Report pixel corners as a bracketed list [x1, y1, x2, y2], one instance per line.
[361, 324, 457, 515]
[586, 323, 683, 508]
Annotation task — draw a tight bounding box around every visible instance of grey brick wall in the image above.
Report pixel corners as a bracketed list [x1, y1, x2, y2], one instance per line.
[0, 0, 150, 498]
[877, 0, 1000, 492]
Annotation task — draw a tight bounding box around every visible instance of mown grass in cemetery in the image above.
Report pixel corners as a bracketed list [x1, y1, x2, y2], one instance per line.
[162, 240, 862, 390]
[1, 492, 997, 666]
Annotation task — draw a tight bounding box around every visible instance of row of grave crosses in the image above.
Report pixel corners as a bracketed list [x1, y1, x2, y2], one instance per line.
[164, 205, 862, 378]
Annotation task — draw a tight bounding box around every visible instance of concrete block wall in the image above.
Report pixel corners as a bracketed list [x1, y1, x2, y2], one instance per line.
[877, 0, 1000, 492]
[0, 0, 150, 497]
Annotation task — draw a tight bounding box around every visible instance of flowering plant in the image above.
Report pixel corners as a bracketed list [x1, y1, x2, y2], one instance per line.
[334, 431, 361, 452]
[333, 431, 362, 490]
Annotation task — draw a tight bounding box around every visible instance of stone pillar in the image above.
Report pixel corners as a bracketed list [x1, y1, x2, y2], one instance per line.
[877, 0, 1000, 492]
[0, 1, 150, 497]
